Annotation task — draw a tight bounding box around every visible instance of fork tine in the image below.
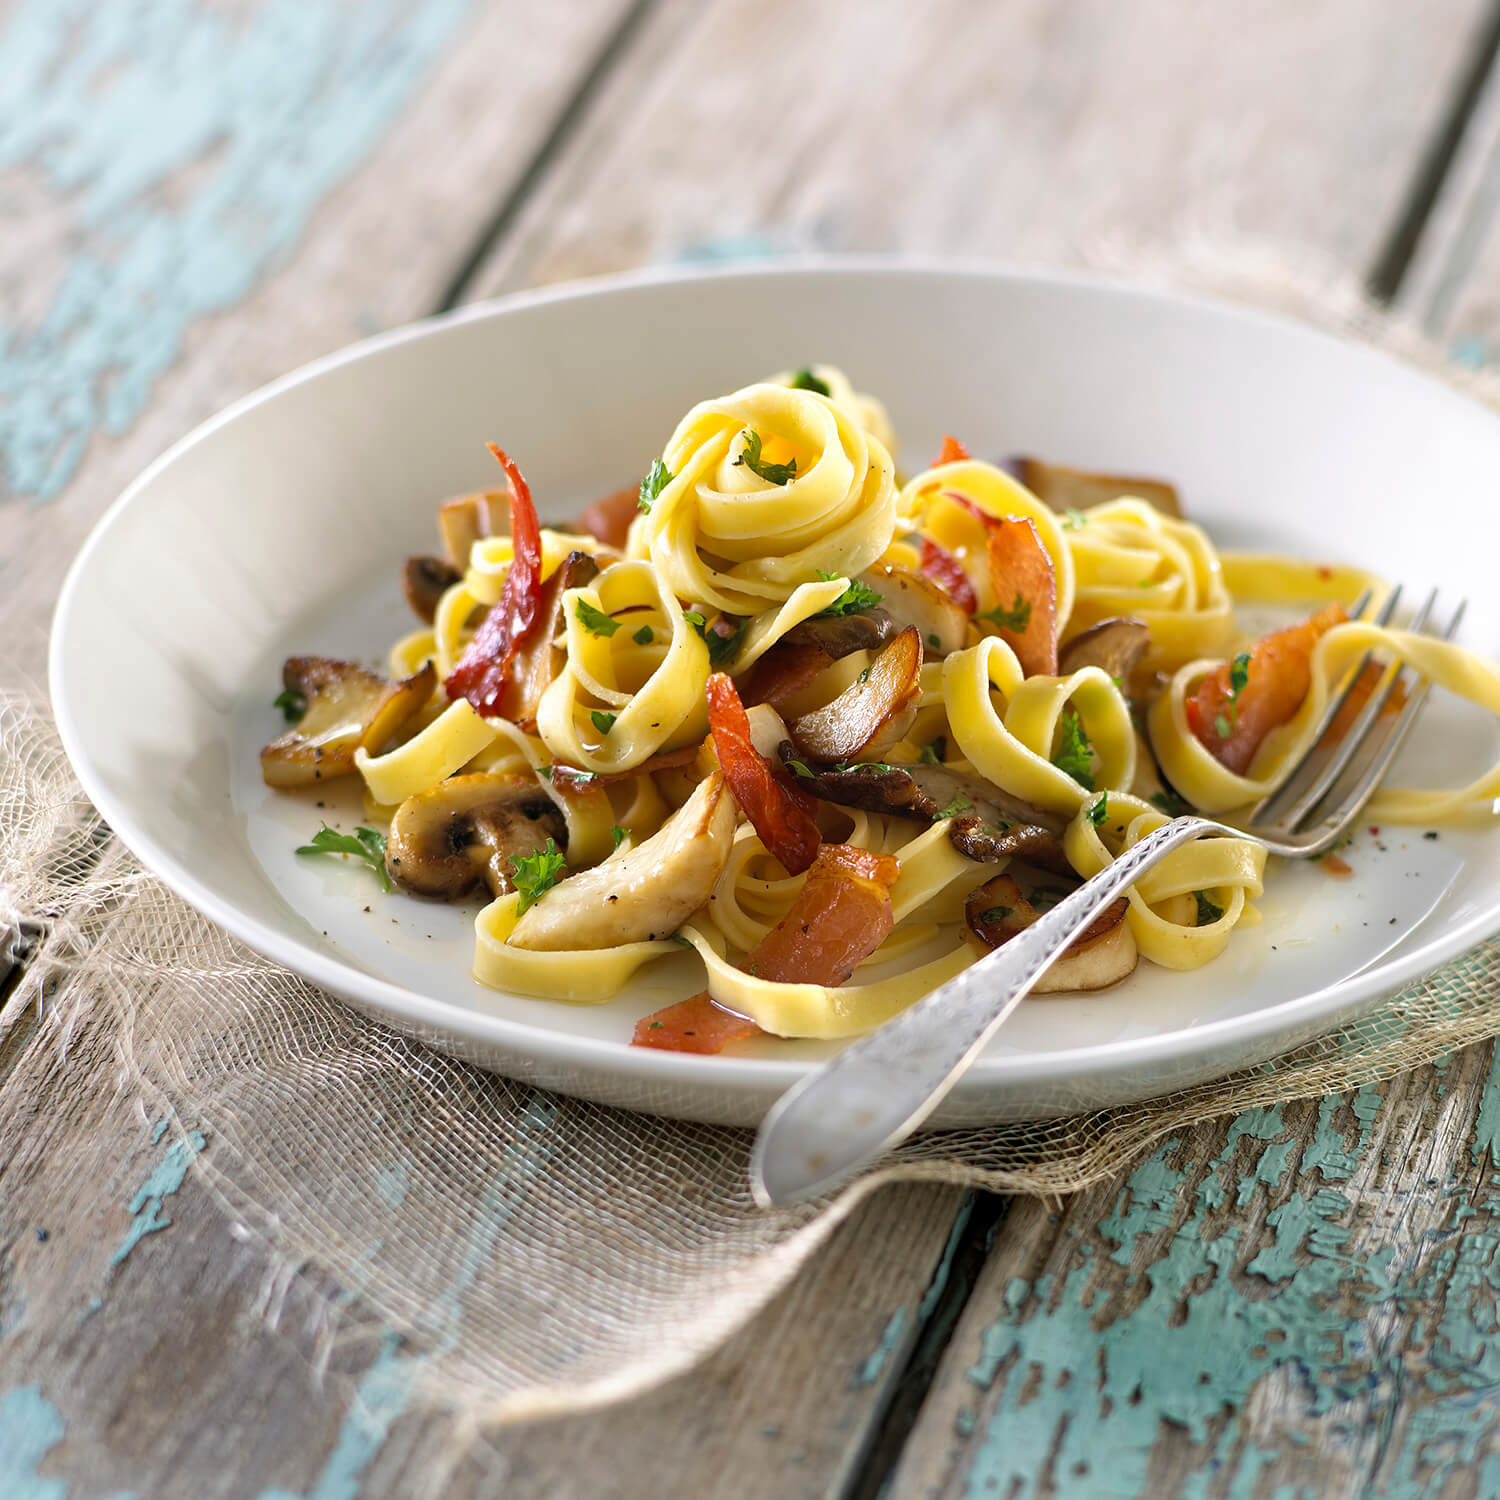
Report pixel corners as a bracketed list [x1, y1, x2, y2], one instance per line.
[1249, 584, 1406, 828]
[1297, 595, 1466, 839]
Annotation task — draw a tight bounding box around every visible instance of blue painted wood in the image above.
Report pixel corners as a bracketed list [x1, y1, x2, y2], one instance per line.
[0, 0, 471, 504]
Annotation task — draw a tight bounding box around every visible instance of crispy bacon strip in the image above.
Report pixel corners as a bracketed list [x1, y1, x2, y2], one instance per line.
[707, 672, 821, 874]
[444, 446, 545, 718]
[1187, 604, 1347, 774]
[574, 484, 639, 549]
[919, 536, 978, 614]
[935, 433, 971, 465]
[633, 843, 901, 1053]
[985, 517, 1058, 676]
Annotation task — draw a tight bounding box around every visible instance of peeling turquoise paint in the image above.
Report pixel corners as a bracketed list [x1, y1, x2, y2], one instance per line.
[109, 1129, 206, 1268]
[0, 0, 470, 502]
[0, 1386, 66, 1500]
[851, 1308, 909, 1389]
[1471, 1047, 1500, 1166]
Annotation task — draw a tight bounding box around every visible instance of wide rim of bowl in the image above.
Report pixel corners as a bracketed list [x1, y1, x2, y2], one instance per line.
[48, 255, 1500, 1101]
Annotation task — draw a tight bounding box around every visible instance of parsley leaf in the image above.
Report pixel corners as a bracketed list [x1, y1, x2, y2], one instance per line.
[296, 824, 391, 892]
[785, 759, 814, 777]
[935, 795, 972, 819]
[735, 429, 797, 485]
[708, 618, 748, 667]
[632, 624, 654, 645]
[273, 688, 307, 723]
[1151, 788, 1191, 817]
[1194, 890, 1224, 925]
[1215, 650, 1253, 738]
[978, 905, 1014, 924]
[1052, 710, 1094, 790]
[668, 933, 694, 948]
[789, 368, 831, 396]
[1061, 508, 1088, 530]
[815, 579, 883, 617]
[510, 839, 567, 914]
[1214, 713, 1232, 739]
[590, 709, 618, 736]
[1087, 793, 1108, 827]
[980, 594, 1032, 632]
[927, 632, 942, 650]
[610, 825, 627, 849]
[918, 737, 946, 766]
[638, 458, 673, 513]
[576, 599, 620, 637]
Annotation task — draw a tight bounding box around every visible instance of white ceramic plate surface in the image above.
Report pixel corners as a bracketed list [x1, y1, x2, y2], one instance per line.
[50, 260, 1500, 1126]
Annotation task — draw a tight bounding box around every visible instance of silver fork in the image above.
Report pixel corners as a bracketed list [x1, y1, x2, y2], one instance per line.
[750, 587, 1465, 1207]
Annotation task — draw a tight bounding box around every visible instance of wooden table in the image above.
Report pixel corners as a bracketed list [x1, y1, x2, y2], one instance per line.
[6, 3, 1500, 1495]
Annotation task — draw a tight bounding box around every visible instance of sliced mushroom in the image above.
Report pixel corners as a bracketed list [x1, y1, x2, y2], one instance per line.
[260, 657, 434, 788]
[965, 872, 1137, 991]
[783, 751, 1072, 873]
[402, 555, 463, 623]
[739, 609, 897, 711]
[508, 772, 737, 951]
[499, 550, 600, 724]
[385, 774, 567, 899]
[1058, 617, 1151, 684]
[438, 488, 509, 569]
[858, 564, 968, 656]
[1011, 456, 1183, 519]
[786, 626, 923, 762]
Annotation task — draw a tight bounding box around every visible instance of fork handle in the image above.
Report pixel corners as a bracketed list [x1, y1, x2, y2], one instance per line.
[749, 816, 1217, 1207]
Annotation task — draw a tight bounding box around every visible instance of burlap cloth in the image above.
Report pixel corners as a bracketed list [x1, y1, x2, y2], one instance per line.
[5, 252, 1500, 1431]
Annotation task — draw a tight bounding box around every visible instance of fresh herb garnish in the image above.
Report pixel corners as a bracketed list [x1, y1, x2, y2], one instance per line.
[273, 688, 307, 723]
[1214, 713, 1232, 739]
[927, 632, 942, 651]
[785, 759, 814, 777]
[815, 578, 883, 618]
[980, 594, 1031, 632]
[1216, 651, 1252, 737]
[1151, 787, 1191, 817]
[1052, 710, 1094, 790]
[590, 709, 618, 736]
[576, 599, 620, 637]
[668, 933, 694, 948]
[935, 795, 972, 819]
[918, 737, 946, 765]
[789, 368, 831, 396]
[510, 839, 567, 914]
[1061, 508, 1088, 530]
[1087, 793, 1108, 827]
[632, 625, 654, 645]
[296, 824, 391, 892]
[1194, 890, 1224, 925]
[1029, 885, 1071, 912]
[638, 458, 672, 513]
[610, 825, 627, 850]
[831, 759, 894, 773]
[858, 666, 872, 683]
[979, 905, 1014, 924]
[735, 429, 797, 485]
[708, 618, 748, 667]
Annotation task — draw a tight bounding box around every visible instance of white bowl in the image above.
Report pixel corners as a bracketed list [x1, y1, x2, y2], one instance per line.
[50, 260, 1500, 1126]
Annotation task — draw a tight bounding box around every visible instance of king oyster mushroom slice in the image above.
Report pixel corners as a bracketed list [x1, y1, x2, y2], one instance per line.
[1010, 456, 1183, 520]
[777, 607, 898, 659]
[438, 488, 509, 569]
[260, 657, 435, 788]
[786, 626, 924, 763]
[1057, 617, 1151, 685]
[507, 772, 737, 952]
[385, 773, 567, 899]
[965, 871, 1137, 992]
[858, 564, 968, 656]
[784, 749, 1072, 873]
[402, 555, 463, 624]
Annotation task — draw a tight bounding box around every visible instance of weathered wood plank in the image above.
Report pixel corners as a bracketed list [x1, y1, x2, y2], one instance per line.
[465, 0, 1495, 299]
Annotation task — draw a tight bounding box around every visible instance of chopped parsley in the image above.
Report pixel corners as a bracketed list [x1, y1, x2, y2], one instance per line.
[1194, 890, 1225, 925]
[1150, 787, 1191, 817]
[273, 688, 307, 723]
[1087, 793, 1108, 827]
[1061, 508, 1088, 530]
[789, 368, 831, 396]
[831, 759, 894, 773]
[638, 459, 672, 513]
[610, 825, 627, 850]
[927, 632, 941, 651]
[918, 737, 946, 766]
[978, 905, 1014, 924]
[980, 594, 1031, 632]
[858, 666, 872, 683]
[296, 824, 391, 892]
[735, 429, 797, 485]
[784, 759, 814, 778]
[683, 611, 746, 665]
[1051, 709, 1094, 790]
[668, 933, 694, 948]
[576, 599, 620, 637]
[814, 577, 883, 618]
[590, 709, 618, 736]
[1214, 713, 1232, 739]
[632, 624, 655, 645]
[510, 839, 567, 914]
[1216, 651, 1253, 738]
[934, 795, 972, 819]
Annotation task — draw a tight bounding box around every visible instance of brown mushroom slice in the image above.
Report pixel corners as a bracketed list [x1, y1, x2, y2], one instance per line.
[739, 609, 897, 711]
[260, 657, 435, 788]
[438, 488, 509, 569]
[384, 774, 566, 899]
[402, 555, 462, 624]
[859, 564, 968, 655]
[786, 626, 923, 762]
[1058, 617, 1151, 685]
[508, 772, 737, 951]
[1012, 457, 1182, 519]
[499, 550, 600, 724]
[966, 874, 1137, 992]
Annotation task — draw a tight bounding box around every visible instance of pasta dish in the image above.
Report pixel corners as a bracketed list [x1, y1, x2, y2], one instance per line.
[260, 367, 1500, 1053]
